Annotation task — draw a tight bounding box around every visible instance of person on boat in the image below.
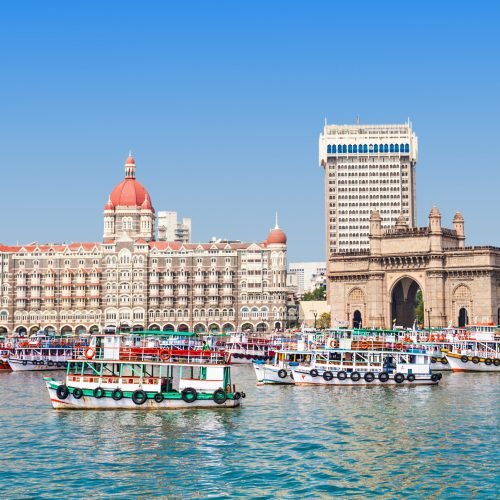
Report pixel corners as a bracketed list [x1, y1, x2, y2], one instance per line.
[202, 341, 210, 351]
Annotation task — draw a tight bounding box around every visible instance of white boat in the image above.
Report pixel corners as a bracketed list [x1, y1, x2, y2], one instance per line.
[225, 333, 278, 364]
[445, 349, 500, 373]
[291, 347, 441, 386]
[44, 331, 243, 410]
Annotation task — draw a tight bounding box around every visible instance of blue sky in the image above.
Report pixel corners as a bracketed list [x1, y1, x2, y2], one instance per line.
[0, 1, 498, 261]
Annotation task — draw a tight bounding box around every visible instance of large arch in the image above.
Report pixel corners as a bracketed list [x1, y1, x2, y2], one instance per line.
[177, 323, 189, 332]
[194, 323, 206, 333]
[241, 323, 254, 332]
[61, 325, 73, 335]
[390, 277, 422, 328]
[0, 327, 8, 334]
[208, 323, 220, 333]
[352, 310, 362, 329]
[458, 307, 469, 327]
[163, 324, 175, 331]
[15, 326, 27, 336]
[89, 324, 100, 333]
[148, 324, 161, 331]
[222, 322, 234, 333]
[256, 322, 268, 332]
[75, 325, 87, 335]
[29, 325, 40, 335]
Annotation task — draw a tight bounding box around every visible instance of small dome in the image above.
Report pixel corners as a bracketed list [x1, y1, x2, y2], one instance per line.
[453, 210, 464, 222]
[125, 155, 135, 166]
[267, 227, 287, 245]
[141, 193, 153, 210]
[104, 196, 114, 211]
[429, 205, 441, 217]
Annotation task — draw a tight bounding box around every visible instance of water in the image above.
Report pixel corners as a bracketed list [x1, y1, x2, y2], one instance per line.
[0, 367, 498, 498]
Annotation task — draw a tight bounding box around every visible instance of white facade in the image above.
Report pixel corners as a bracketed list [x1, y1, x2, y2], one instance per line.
[319, 122, 418, 254]
[288, 262, 326, 296]
[157, 211, 192, 243]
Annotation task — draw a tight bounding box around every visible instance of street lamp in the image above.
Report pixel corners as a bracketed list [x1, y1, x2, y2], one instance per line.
[312, 310, 318, 330]
[425, 307, 432, 332]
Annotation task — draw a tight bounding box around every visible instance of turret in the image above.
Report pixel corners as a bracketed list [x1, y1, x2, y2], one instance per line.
[453, 210, 465, 248]
[428, 205, 442, 252]
[369, 210, 382, 255]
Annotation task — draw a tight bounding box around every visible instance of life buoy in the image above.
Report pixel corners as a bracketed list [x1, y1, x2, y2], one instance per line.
[360, 341, 369, 350]
[277, 369, 287, 379]
[112, 388, 123, 401]
[132, 389, 148, 405]
[213, 388, 227, 404]
[85, 347, 95, 360]
[309, 369, 319, 377]
[378, 372, 389, 382]
[394, 373, 405, 384]
[350, 371, 361, 382]
[233, 392, 242, 400]
[484, 358, 492, 365]
[181, 387, 197, 403]
[395, 343, 403, 350]
[322, 370, 334, 381]
[441, 357, 448, 365]
[407, 374, 416, 382]
[159, 349, 171, 361]
[364, 372, 375, 383]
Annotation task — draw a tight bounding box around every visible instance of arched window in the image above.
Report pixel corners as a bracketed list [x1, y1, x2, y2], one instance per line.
[369, 144, 374, 153]
[327, 145, 332, 154]
[405, 143, 409, 153]
[390, 144, 394, 152]
[332, 145, 336, 153]
[395, 144, 399, 152]
[342, 145, 347, 153]
[384, 144, 389, 152]
[400, 143, 404, 152]
[363, 144, 368, 153]
[348, 144, 353, 153]
[374, 144, 378, 153]
[353, 145, 357, 153]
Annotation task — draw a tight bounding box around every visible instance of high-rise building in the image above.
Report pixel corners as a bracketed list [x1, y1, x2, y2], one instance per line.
[157, 211, 192, 243]
[319, 121, 418, 255]
[287, 262, 326, 296]
[0, 154, 288, 335]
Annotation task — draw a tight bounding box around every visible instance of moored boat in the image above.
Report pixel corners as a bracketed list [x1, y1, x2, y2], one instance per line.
[445, 350, 500, 372]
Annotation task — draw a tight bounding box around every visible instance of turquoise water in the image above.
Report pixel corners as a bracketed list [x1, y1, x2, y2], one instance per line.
[0, 367, 498, 498]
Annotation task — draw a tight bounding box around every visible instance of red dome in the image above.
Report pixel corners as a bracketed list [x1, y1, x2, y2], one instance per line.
[110, 178, 152, 208]
[267, 228, 287, 245]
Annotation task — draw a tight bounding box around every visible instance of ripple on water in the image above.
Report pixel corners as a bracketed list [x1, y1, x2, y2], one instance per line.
[0, 369, 498, 498]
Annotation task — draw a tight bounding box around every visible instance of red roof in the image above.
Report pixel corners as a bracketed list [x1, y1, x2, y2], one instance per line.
[109, 178, 152, 208]
[267, 228, 287, 245]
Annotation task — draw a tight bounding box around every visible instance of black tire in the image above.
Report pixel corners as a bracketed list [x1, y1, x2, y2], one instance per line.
[337, 371, 347, 380]
[181, 387, 197, 403]
[241, 392, 246, 398]
[56, 362, 63, 368]
[112, 388, 123, 401]
[322, 371, 334, 381]
[132, 389, 148, 405]
[431, 374, 439, 382]
[394, 373, 405, 384]
[93, 387, 105, 399]
[278, 369, 287, 379]
[472, 356, 480, 364]
[441, 357, 448, 365]
[213, 388, 227, 404]
[38, 360, 45, 365]
[378, 372, 389, 382]
[364, 372, 375, 383]
[350, 371, 361, 382]
[47, 360, 54, 367]
[22, 360, 28, 366]
[494, 359, 500, 367]
[73, 388, 83, 399]
[56, 385, 69, 400]
[431, 357, 437, 364]
[63, 361, 68, 368]
[154, 393, 164, 403]
[484, 358, 492, 366]
[309, 369, 319, 378]
[233, 392, 242, 400]
[461, 355, 469, 363]
[407, 374, 416, 382]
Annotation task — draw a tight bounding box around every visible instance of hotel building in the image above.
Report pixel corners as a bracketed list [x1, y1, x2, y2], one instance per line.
[319, 121, 418, 255]
[0, 155, 288, 335]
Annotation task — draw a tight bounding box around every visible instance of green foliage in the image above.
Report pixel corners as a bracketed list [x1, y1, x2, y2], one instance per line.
[415, 289, 424, 325]
[302, 287, 326, 301]
[317, 312, 331, 329]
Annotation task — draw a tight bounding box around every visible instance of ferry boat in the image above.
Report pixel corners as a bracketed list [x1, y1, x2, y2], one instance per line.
[444, 340, 500, 372]
[8, 334, 86, 372]
[253, 347, 313, 385]
[224, 333, 278, 363]
[44, 331, 243, 410]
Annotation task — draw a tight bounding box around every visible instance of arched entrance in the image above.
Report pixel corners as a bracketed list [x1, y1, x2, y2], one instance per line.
[352, 310, 362, 328]
[194, 323, 206, 333]
[222, 323, 234, 333]
[29, 326, 40, 335]
[163, 324, 175, 331]
[89, 325, 99, 333]
[178, 324, 189, 332]
[458, 308, 468, 327]
[15, 326, 27, 336]
[241, 323, 254, 332]
[148, 324, 160, 331]
[61, 325, 73, 335]
[75, 325, 87, 335]
[256, 322, 267, 332]
[391, 277, 421, 328]
[209, 323, 220, 333]
[274, 322, 281, 330]
[132, 324, 144, 331]
[0, 327, 7, 335]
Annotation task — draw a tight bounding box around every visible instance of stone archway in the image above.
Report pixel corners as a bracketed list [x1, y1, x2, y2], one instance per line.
[458, 307, 468, 327]
[391, 277, 421, 328]
[352, 310, 362, 328]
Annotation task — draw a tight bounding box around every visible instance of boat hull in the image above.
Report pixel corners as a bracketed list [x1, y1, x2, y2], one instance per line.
[8, 358, 67, 372]
[45, 381, 241, 410]
[446, 353, 500, 373]
[253, 363, 294, 385]
[291, 368, 439, 386]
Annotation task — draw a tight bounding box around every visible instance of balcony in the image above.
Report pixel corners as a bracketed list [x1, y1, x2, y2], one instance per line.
[44, 277, 55, 285]
[76, 277, 86, 285]
[16, 278, 26, 286]
[62, 277, 72, 285]
[31, 278, 40, 286]
[177, 275, 188, 284]
[149, 276, 159, 284]
[194, 276, 204, 283]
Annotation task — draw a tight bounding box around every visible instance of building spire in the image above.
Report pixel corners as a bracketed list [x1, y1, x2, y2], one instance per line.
[275, 212, 279, 229]
[125, 152, 136, 178]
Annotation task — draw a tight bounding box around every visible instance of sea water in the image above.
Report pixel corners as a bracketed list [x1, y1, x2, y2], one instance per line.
[0, 368, 498, 498]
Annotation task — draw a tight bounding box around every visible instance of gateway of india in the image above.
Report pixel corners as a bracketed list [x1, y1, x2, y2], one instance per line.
[0, 155, 288, 335]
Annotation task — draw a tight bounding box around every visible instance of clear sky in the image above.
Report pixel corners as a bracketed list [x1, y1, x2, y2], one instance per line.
[0, 1, 498, 261]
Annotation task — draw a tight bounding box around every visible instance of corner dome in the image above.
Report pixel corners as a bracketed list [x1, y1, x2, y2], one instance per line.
[453, 210, 464, 222]
[267, 227, 287, 245]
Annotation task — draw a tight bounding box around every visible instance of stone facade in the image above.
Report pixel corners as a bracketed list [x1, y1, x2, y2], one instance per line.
[328, 207, 500, 328]
[0, 155, 288, 335]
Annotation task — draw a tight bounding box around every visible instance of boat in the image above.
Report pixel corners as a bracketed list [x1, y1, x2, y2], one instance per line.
[253, 348, 313, 385]
[224, 333, 278, 363]
[444, 340, 500, 372]
[0, 349, 12, 371]
[44, 331, 243, 410]
[8, 334, 86, 372]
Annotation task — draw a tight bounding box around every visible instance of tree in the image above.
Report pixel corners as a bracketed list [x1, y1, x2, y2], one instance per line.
[317, 312, 331, 329]
[415, 289, 424, 326]
[302, 286, 326, 301]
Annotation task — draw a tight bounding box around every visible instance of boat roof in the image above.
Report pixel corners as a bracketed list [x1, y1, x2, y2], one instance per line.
[67, 358, 231, 368]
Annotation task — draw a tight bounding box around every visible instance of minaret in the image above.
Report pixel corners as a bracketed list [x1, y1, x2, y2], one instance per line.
[428, 205, 442, 252]
[125, 152, 135, 178]
[369, 210, 382, 255]
[453, 210, 465, 248]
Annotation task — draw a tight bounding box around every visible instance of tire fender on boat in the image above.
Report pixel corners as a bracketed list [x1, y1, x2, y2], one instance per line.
[132, 389, 148, 405]
[277, 369, 287, 379]
[378, 372, 389, 382]
[322, 370, 334, 381]
[56, 385, 69, 400]
[394, 373, 405, 384]
[112, 388, 124, 401]
[213, 388, 227, 404]
[407, 374, 416, 382]
[309, 369, 319, 377]
[364, 372, 375, 383]
[350, 371, 361, 382]
[73, 388, 83, 399]
[181, 387, 198, 403]
[337, 371, 347, 380]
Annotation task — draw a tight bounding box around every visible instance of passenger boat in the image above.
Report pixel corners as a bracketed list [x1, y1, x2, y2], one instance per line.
[291, 347, 441, 386]
[44, 331, 243, 410]
[253, 347, 313, 385]
[444, 340, 500, 372]
[0, 350, 12, 371]
[224, 333, 278, 363]
[8, 334, 86, 372]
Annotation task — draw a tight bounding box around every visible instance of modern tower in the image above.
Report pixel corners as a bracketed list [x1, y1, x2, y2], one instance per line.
[319, 121, 418, 255]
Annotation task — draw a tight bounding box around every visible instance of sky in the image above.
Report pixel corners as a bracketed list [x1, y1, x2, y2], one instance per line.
[0, 0, 498, 262]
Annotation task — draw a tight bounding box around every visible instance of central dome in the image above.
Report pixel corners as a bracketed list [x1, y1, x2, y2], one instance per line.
[110, 178, 149, 207]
